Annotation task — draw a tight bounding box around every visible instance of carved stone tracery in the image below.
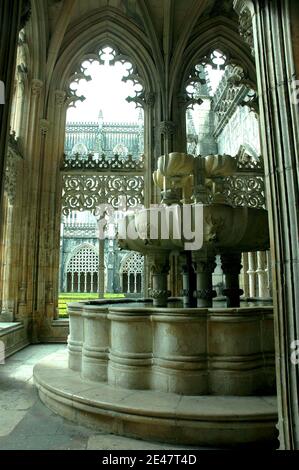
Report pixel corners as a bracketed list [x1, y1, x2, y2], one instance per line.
[4, 133, 23, 205]
[61, 174, 144, 216]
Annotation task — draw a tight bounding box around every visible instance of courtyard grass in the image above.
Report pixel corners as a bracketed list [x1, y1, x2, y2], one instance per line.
[58, 292, 125, 317]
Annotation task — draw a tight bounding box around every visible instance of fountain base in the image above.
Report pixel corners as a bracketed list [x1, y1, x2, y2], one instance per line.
[34, 350, 277, 447]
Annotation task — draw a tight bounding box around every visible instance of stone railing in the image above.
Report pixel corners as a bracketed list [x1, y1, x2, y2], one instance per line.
[61, 152, 145, 215]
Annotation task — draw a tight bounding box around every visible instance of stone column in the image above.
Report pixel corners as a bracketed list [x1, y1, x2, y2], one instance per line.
[241, 253, 250, 298]
[98, 238, 105, 298]
[266, 250, 272, 298]
[192, 252, 216, 308]
[179, 252, 197, 307]
[256, 251, 268, 299]
[247, 252, 256, 298]
[221, 253, 243, 308]
[149, 253, 170, 307]
[234, 0, 299, 449]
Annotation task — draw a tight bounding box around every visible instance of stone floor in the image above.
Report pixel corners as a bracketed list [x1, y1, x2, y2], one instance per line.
[0, 345, 204, 450]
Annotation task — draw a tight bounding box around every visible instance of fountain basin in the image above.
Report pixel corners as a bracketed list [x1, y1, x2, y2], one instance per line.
[67, 299, 275, 396]
[33, 299, 277, 447]
[118, 204, 269, 254]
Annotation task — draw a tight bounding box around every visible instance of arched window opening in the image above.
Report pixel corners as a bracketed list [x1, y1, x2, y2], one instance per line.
[185, 48, 259, 158]
[64, 46, 144, 161]
[120, 252, 144, 294]
[65, 244, 99, 293]
[59, 46, 146, 312]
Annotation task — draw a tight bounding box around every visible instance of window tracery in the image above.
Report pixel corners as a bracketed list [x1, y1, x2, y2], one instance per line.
[66, 245, 100, 293]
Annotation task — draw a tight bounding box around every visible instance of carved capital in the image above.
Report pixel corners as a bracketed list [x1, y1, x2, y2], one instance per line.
[150, 256, 170, 275]
[192, 254, 216, 275]
[221, 253, 243, 275]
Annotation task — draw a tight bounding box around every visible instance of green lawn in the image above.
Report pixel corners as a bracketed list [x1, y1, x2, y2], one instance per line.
[58, 292, 125, 317]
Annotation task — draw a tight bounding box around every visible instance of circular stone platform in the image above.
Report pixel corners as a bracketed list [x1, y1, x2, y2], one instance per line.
[33, 351, 278, 447]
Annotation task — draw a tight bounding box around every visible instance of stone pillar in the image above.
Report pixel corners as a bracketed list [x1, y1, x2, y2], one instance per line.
[192, 252, 216, 308]
[149, 253, 170, 307]
[247, 252, 256, 298]
[221, 253, 243, 308]
[98, 238, 105, 298]
[241, 252, 250, 298]
[179, 252, 197, 307]
[266, 250, 272, 298]
[0, 1, 22, 213]
[234, 0, 299, 449]
[256, 251, 268, 299]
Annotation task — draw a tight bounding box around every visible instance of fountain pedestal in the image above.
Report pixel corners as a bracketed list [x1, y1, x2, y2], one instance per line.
[193, 252, 216, 308]
[221, 253, 244, 307]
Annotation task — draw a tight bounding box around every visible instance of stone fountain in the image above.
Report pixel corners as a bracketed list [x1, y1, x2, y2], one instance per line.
[34, 153, 277, 448]
[120, 152, 269, 308]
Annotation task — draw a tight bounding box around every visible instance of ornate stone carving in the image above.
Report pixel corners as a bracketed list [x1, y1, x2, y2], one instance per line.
[159, 121, 176, 136]
[55, 90, 66, 107]
[40, 119, 50, 135]
[66, 46, 148, 109]
[212, 65, 255, 138]
[61, 174, 144, 215]
[4, 133, 23, 205]
[61, 152, 144, 172]
[145, 92, 155, 107]
[177, 91, 203, 110]
[149, 256, 170, 275]
[31, 78, 43, 96]
[204, 214, 225, 242]
[223, 175, 265, 209]
[236, 146, 264, 174]
[149, 289, 170, 300]
[63, 222, 98, 238]
[238, 7, 254, 55]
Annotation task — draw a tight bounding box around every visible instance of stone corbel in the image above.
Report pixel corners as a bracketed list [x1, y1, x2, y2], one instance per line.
[40, 119, 50, 136]
[31, 78, 43, 97]
[55, 90, 67, 108]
